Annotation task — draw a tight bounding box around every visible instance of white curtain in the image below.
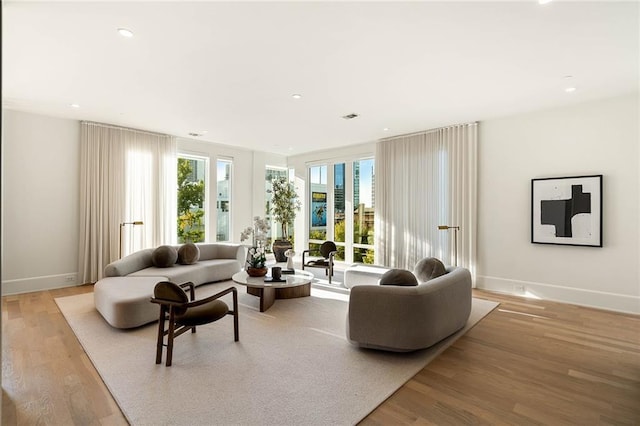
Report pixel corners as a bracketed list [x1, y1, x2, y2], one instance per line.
[79, 122, 177, 283]
[375, 123, 477, 282]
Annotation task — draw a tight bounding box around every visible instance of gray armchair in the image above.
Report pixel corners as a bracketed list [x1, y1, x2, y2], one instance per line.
[346, 267, 472, 352]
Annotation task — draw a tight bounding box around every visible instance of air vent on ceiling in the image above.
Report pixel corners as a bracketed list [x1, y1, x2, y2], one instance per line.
[188, 132, 203, 137]
[342, 113, 359, 120]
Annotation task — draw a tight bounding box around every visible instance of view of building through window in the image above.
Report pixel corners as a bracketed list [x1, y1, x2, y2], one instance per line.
[216, 159, 232, 241]
[353, 158, 375, 263]
[177, 156, 206, 243]
[309, 165, 328, 242]
[308, 159, 374, 264]
[332, 163, 346, 260]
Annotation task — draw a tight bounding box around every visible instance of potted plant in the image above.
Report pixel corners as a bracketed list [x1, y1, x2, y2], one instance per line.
[268, 176, 301, 262]
[240, 216, 270, 276]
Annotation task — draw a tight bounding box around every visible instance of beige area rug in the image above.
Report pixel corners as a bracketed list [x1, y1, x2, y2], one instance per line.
[56, 282, 498, 426]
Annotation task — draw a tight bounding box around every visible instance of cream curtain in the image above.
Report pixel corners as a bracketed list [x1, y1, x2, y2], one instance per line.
[79, 122, 177, 283]
[375, 123, 477, 282]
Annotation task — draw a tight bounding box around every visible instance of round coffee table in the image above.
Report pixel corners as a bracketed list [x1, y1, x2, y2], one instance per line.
[232, 269, 314, 312]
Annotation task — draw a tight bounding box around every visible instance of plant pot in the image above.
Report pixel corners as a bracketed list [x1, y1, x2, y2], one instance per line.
[272, 239, 293, 262]
[246, 267, 268, 277]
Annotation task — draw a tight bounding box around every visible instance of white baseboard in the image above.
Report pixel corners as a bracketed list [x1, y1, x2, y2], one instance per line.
[2, 272, 81, 296]
[477, 275, 640, 315]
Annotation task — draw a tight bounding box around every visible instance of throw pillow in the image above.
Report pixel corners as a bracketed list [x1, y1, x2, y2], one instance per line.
[413, 257, 446, 282]
[178, 243, 200, 265]
[152, 245, 178, 268]
[379, 268, 418, 286]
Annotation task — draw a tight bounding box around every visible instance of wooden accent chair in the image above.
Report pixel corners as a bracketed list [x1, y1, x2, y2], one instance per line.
[150, 281, 239, 366]
[302, 241, 338, 283]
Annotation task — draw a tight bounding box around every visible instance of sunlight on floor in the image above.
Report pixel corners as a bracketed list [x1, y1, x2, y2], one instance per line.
[311, 287, 350, 302]
[498, 308, 548, 319]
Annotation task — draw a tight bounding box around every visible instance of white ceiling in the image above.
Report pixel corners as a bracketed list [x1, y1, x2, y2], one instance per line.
[3, 1, 638, 156]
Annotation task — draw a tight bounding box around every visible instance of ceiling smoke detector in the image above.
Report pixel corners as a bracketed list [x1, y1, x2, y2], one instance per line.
[342, 113, 359, 120]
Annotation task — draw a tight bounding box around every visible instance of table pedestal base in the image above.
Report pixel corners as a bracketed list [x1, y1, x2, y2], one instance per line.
[247, 283, 311, 312]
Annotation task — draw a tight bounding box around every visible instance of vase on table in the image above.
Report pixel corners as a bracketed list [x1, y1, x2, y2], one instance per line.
[246, 267, 268, 277]
[285, 249, 295, 270]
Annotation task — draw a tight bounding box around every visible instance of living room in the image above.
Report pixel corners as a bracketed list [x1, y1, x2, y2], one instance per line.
[2, 1, 639, 424]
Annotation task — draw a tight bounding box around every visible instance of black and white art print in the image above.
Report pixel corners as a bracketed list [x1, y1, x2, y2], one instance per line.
[531, 175, 602, 247]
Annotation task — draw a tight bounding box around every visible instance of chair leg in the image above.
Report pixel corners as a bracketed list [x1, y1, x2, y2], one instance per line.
[166, 310, 176, 367]
[155, 306, 166, 364]
[232, 289, 239, 342]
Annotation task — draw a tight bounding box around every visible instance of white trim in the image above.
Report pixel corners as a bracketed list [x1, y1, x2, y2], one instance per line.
[2, 272, 81, 296]
[477, 275, 640, 314]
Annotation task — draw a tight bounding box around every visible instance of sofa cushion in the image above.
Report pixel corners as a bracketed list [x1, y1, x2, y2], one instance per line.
[129, 259, 241, 286]
[379, 268, 418, 286]
[178, 243, 200, 265]
[152, 245, 178, 267]
[413, 257, 446, 282]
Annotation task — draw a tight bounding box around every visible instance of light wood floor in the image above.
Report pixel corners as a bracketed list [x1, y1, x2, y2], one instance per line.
[2, 286, 639, 425]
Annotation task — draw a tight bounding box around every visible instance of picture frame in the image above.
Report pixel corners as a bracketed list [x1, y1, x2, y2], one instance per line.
[531, 175, 603, 247]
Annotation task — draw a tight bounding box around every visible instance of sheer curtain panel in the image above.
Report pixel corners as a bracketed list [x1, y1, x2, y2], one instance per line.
[79, 122, 177, 283]
[375, 123, 477, 283]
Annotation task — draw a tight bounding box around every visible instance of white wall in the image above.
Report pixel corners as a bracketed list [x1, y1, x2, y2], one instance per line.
[1, 109, 81, 294]
[477, 94, 640, 313]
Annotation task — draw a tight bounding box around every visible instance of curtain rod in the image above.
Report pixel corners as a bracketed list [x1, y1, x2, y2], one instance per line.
[82, 121, 172, 138]
[379, 121, 478, 142]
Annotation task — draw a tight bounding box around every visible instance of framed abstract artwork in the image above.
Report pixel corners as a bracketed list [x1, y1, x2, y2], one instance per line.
[531, 175, 603, 247]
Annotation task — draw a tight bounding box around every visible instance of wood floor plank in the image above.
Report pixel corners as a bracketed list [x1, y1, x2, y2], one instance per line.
[2, 286, 639, 425]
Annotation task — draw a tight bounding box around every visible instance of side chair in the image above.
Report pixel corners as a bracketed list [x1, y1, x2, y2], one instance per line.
[150, 281, 239, 366]
[302, 241, 338, 283]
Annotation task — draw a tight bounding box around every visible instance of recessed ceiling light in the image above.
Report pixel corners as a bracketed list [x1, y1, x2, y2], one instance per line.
[538, 0, 553, 4]
[117, 28, 134, 38]
[383, 128, 389, 132]
[565, 87, 577, 93]
[69, 103, 80, 108]
[292, 94, 302, 99]
[342, 113, 359, 120]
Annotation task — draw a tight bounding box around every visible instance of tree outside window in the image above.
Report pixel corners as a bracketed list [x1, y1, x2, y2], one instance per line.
[177, 157, 205, 243]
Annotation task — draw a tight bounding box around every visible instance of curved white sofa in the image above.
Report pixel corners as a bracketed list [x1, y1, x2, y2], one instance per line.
[346, 266, 472, 352]
[94, 243, 245, 329]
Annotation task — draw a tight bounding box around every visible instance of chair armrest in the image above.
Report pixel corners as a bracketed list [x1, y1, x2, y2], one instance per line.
[185, 286, 237, 309]
[302, 249, 311, 264]
[179, 282, 195, 301]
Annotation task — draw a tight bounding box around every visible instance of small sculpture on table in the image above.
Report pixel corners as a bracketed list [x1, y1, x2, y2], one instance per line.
[285, 249, 295, 270]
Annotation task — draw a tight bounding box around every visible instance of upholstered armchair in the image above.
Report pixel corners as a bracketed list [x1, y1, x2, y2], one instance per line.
[302, 241, 338, 283]
[346, 267, 472, 352]
[150, 281, 239, 366]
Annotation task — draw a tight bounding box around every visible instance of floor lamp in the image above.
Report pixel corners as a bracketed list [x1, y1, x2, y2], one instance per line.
[438, 225, 460, 266]
[119, 221, 143, 258]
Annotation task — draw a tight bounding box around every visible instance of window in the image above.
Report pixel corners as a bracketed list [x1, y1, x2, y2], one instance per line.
[333, 163, 346, 261]
[177, 156, 207, 243]
[216, 159, 232, 241]
[306, 158, 374, 265]
[353, 158, 375, 263]
[309, 165, 327, 241]
[265, 167, 289, 249]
